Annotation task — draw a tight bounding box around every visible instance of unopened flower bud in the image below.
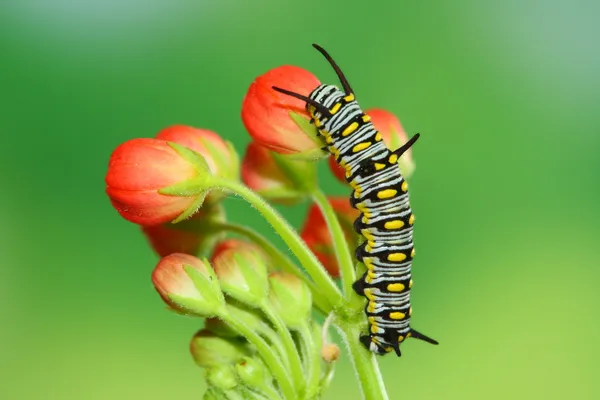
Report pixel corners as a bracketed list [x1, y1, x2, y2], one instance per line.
[241, 142, 316, 204]
[151, 253, 224, 316]
[190, 329, 250, 368]
[205, 365, 238, 391]
[241, 65, 327, 159]
[156, 125, 239, 182]
[235, 357, 275, 396]
[211, 244, 269, 306]
[105, 138, 211, 225]
[141, 202, 226, 257]
[268, 272, 312, 329]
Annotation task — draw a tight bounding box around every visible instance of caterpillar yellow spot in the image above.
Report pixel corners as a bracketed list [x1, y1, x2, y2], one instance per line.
[330, 103, 342, 114]
[401, 181, 408, 192]
[389, 154, 398, 164]
[362, 114, 371, 122]
[377, 189, 397, 199]
[368, 316, 376, 324]
[409, 279, 413, 288]
[375, 132, 382, 141]
[344, 94, 355, 102]
[364, 259, 375, 271]
[367, 240, 376, 248]
[325, 135, 333, 144]
[365, 244, 372, 252]
[389, 312, 406, 320]
[364, 288, 375, 300]
[352, 142, 371, 152]
[345, 168, 352, 179]
[370, 324, 380, 334]
[387, 283, 405, 292]
[384, 347, 393, 353]
[407, 332, 412, 338]
[374, 163, 386, 170]
[367, 271, 376, 280]
[397, 335, 404, 342]
[411, 248, 416, 257]
[361, 215, 368, 224]
[409, 214, 415, 225]
[342, 121, 359, 137]
[362, 230, 375, 241]
[384, 220, 404, 230]
[367, 301, 377, 313]
[388, 253, 406, 262]
[314, 118, 322, 128]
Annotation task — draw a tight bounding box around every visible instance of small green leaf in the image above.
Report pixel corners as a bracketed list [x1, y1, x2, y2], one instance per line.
[183, 263, 225, 308]
[168, 141, 212, 174]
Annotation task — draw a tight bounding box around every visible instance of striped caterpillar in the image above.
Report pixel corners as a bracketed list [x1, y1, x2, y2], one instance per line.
[273, 44, 437, 356]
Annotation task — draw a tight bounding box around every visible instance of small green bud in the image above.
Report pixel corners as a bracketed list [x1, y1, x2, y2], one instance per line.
[211, 245, 269, 306]
[151, 254, 225, 317]
[268, 272, 312, 329]
[235, 357, 275, 395]
[190, 329, 250, 368]
[202, 388, 222, 400]
[205, 365, 238, 391]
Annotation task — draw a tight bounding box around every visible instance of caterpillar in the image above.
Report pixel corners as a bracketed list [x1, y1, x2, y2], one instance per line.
[273, 44, 438, 357]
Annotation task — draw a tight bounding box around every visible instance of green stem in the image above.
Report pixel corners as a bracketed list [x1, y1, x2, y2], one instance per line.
[335, 321, 388, 400]
[213, 221, 330, 313]
[256, 322, 289, 368]
[209, 178, 344, 310]
[260, 302, 306, 396]
[220, 312, 296, 400]
[297, 322, 321, 400]
[311, 189, 356, 300]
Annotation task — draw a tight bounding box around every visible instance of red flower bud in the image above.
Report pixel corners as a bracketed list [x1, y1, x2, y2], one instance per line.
[155, 125, 238, 181]
[241, 142, 316, 204]
[211, 238, 266, 260]
[106, 138, 206, 226]
[300, 197, 359, 277]
[141, 202, 226, 257]
[151, 253, 224, 316]
[328, 108, 416, 182]
[241, 65, 322, 155]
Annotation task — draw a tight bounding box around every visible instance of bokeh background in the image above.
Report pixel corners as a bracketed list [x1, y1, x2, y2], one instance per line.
[2, 1, 599, 399]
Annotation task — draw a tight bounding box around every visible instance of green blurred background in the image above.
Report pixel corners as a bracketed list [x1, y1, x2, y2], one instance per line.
[2, 1, 599, 399]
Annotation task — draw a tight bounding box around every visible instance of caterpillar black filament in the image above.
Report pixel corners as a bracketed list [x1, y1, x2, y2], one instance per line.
[273, 44, 438, 357]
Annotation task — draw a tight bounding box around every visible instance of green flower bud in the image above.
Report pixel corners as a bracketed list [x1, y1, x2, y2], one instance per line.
[235, 357, 277, 397]
[190, 329, 250, 368]
[205, 365, 238, 391]
[211, 245, 269, 306]
[268, 272, 312, 329]
[151, 254, 225, 317]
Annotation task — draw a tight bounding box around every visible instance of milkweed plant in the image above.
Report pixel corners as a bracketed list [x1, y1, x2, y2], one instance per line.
[105, 62, 417, 400]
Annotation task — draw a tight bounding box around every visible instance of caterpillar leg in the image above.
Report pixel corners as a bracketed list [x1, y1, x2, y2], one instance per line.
[359, 335, 391, 355]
